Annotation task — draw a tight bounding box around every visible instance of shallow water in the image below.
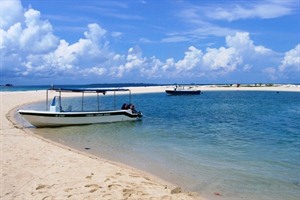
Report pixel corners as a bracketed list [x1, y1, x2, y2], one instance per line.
[21, 91, 300, 200]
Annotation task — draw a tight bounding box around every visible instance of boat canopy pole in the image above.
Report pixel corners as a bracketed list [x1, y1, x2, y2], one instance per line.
[97, 92, 100, 111]
[59, 90, 62, 112]
[46, 90, 48, 111]
[82, 92, 84, 111]
[114, 91, 116, 110]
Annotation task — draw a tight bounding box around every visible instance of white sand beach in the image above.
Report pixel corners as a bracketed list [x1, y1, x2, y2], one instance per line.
[1, 85, 299, 200]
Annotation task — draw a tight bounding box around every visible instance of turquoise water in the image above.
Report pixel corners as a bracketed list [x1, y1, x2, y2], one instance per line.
[22, 91, 300, 200]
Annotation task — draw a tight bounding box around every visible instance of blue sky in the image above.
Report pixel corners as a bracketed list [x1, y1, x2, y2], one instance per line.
[1, 0, 299, 85]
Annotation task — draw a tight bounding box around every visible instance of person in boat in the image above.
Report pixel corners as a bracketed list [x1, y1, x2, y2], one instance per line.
[129, 104, 135, 111]
[122, 103, 137, 113]
[130, 104, 138, 113]
[121, 103, 128, 109]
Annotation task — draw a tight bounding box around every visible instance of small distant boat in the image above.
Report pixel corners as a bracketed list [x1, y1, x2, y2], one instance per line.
[18, 88, 142, 127]
[165, 85, 201, 95]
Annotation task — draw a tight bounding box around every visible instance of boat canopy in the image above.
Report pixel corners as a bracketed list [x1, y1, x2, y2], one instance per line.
[48, 88, 130, 93]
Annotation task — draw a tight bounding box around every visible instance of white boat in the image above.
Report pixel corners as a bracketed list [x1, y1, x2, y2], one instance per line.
[165, 85, 201, 95]
[18, 88, 142, 127]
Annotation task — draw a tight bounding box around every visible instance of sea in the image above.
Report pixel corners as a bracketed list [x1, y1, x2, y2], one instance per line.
[12, 85, 300, 200]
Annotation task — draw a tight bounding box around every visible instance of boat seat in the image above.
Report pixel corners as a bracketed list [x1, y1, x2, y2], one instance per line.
[50, 96, 61, 112]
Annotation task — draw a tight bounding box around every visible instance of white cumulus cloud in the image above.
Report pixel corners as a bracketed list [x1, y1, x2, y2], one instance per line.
[0, 0, 23, 29]
[202, 47, 241, 73]
[175, 46, 202, 72]
[1, 8, 59, 53]
[226, 32, 271, 55]
[112, 46, 145, 78]
[279, 44, 300, 72]
[21, 9, 58, 53]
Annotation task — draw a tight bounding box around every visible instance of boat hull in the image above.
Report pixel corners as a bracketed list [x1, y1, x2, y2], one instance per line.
[18, 110, 142, 127]
[165, 90, 201, 95]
